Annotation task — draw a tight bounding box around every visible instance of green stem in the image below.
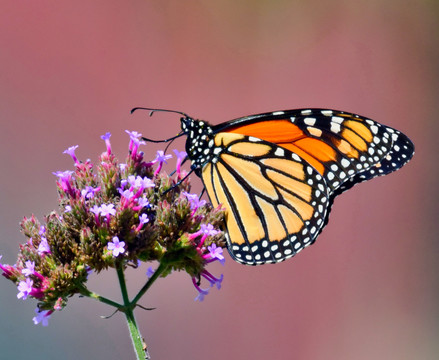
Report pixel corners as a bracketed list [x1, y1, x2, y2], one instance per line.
[116, 264, 149, 360]
[116, 264, 130, 306]
[77, 283, 123, 309]
[130, 261, 168, 306]
[125, 306, 149, 360]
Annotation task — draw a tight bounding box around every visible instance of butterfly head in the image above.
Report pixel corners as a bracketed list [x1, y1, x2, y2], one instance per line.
[180, 116, 215, 172]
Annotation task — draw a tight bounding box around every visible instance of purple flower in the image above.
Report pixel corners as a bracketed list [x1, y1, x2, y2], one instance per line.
[188, 223, 221, 248]
[100, 132, 112, 155]
[64, 205, 72, 213]
[39, 226, 46, 235]
[38, 237, 51, 255]
[53, 170, 74, 180]
[22, 260, 35, 277]
[136, 214, 149, 231]
[155, 150, 172, 163]
[86, 266, 92, 279]
[127, 175, 155, 190]
[107, 236, 126, 257]
[137, 197, 150, 208]
[81, 186, 100, 199]
[207, 243, 225, 263]
[52, 170, 75, 197]
[154, 150, 172, 176]
[173, 149, 187, 177]
[63, 145, 79, 165]
[90, 205, 101, 215]
[89, 205, 101, 225]
[146, 266, 154, 279]
[131, 137, 146, 158]
[183, 192, 206, 211]
[200, 223, 220, 237]
[17, 278, 33, 300]
[32, 308, 52, 326]
[119, 163, 128, 173]
[139, 214, 149, 224]
[138, 177, 155, 189]
[192, 277, 209, 302]
[126, 130, 145, 158]
[120, 189, 134, 200]
[120, 178, 128, 189]
[202, 270, 224, 290]
[125, 130, 142, 142]
[127, 175, 137, 187]
[99, 204, 116, 217]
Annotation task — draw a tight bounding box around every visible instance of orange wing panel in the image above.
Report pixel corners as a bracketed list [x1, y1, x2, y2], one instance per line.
[227, 120, 305, 143]
[225, 119, 337, 176]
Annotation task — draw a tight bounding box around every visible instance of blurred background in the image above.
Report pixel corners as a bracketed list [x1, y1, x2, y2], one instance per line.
[0, 1, 437, 359]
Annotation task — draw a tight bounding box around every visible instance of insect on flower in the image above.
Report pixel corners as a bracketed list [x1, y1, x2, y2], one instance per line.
[132, 107, 414, 266]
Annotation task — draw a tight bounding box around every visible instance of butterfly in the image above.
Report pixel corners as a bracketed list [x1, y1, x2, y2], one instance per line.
[133, 108, 414, 265]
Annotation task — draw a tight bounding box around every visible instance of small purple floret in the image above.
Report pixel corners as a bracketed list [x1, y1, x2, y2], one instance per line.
[32, 308, 52, 326]
[38, 237, 51, 255]
[63, 145, 80, 165]
[100, 132, 112, 155]
[173, 149, 187, 176]
[22, 260, 35, 277]
[99, 204, 116, 217]
[146, 266, 154, 279]
[107, 236, 125, 257]
[183, 192, 206, 211]
[17, 278, 33, 300]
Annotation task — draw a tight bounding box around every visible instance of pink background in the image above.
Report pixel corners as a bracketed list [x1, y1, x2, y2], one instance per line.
[0, 1, 437, 359]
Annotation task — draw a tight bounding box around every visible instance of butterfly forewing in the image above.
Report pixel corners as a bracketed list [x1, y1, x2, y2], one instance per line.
[217, 109, 410, 194]
[201, 133, 331, 265]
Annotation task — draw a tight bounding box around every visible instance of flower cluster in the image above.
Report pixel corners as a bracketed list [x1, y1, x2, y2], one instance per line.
[0, 130, 226, 326]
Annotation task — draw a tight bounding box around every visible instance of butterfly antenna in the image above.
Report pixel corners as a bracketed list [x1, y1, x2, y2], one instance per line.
[132, 107, 189, 143]
[131, 107, 190, 118]
[164, 137, 176, 153]
[142, 132, 184, 144]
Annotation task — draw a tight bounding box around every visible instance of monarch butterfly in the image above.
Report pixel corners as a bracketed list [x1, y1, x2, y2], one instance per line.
[133, 108, 414, 265]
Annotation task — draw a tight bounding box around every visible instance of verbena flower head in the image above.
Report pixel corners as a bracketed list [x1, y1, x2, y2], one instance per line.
[1, 130, 225, 323]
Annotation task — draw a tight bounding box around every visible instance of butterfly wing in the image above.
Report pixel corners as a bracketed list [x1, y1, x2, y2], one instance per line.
[214, 109, 414, 196]
[182, 108, 414, 265]
[200, 132, 331, 265]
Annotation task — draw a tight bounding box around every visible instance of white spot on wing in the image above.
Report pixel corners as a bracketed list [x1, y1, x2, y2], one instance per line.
[331, 123, 341, 133]
[304, 117, 316, 126]
[370, 125, 379, 134]
[292, 153, 301, 162]
[274, 148, 285, 156]
[341, 158, 350, 168]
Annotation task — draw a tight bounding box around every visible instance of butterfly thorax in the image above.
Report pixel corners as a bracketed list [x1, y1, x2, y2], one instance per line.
[181, 117, 217, 173]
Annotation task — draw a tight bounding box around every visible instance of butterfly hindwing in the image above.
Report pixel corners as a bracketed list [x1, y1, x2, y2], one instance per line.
[331, 126, 415, 196]
[201, 132, 331, 265]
